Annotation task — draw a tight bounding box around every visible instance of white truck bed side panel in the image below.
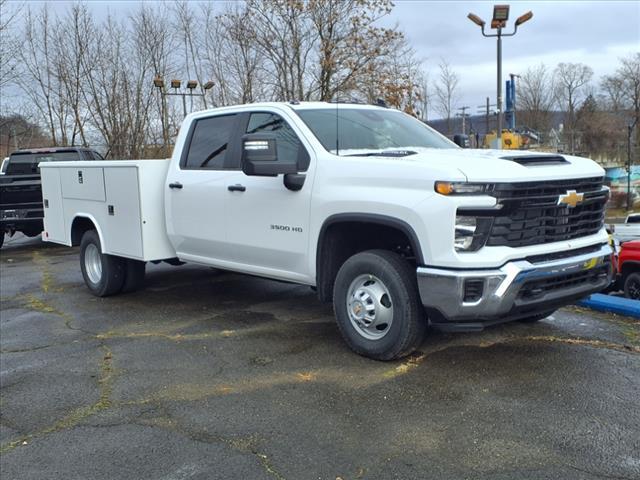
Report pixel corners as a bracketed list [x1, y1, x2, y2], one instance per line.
[41, 160, 175, 261]
[137, 161, 175, 260]
[41, 168, 67, 243]
[103, 167, 143, 258]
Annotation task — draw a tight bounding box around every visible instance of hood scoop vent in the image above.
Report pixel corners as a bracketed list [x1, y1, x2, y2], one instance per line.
[500, 155, 569, 166]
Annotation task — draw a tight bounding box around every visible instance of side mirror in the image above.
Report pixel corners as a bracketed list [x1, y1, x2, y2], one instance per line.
[453, 134, 469, 148]
[241, 133, 298, 176]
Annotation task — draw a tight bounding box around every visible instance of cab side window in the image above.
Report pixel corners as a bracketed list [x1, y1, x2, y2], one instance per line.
[246, 113, 309, 171]
[184, 114, 237, 169]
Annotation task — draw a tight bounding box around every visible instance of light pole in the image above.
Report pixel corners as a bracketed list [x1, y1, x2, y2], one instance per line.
[153, 77, 214, 155]
[467, 6, 532, 149]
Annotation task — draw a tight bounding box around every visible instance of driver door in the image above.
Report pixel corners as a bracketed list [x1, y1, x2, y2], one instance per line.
[223, 111, 315, 281]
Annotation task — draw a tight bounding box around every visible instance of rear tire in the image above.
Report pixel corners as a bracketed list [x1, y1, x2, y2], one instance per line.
[80, 230, 125, 297]
[624, 272, 640, 300]
[518, 310, 555, 323]
[121, 259, 146, 293]
[333, 249, 427, 361]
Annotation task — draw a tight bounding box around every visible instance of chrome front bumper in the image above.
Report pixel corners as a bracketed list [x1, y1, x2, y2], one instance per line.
[417, 244, 613, 327]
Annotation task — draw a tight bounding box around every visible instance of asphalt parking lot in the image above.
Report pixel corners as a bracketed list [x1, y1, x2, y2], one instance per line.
[1, 234, 639, 480]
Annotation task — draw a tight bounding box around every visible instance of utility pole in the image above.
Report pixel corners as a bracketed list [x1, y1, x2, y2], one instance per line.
[628, 118, 638, 211]
[477, 97, 496, 145]
[456, 106, 470, 134]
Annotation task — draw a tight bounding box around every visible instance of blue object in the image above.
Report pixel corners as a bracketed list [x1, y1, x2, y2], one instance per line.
[577, 293, 640, 318]
[505, 78, 516, 130]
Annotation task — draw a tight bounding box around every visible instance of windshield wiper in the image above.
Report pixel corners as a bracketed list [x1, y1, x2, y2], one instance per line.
[345, 150, 418, 157]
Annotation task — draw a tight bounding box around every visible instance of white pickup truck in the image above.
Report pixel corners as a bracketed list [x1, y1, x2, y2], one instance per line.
[611, 213, 640, 245]
[41, 102, 613, 360]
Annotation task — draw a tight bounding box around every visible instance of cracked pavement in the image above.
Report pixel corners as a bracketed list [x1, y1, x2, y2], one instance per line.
[1, 234, 639, 480]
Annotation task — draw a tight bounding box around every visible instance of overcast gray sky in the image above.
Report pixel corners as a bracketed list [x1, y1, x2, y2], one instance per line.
[14, 0, 640, 116]
[387, 1, 639, 114]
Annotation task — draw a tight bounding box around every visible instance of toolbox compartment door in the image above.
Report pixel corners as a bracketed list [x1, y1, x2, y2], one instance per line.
[60, 167, 106, 202]
[103, 167, 143, 258]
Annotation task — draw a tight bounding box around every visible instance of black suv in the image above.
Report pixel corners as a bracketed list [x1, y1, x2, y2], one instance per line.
[0, 147, 102, 248]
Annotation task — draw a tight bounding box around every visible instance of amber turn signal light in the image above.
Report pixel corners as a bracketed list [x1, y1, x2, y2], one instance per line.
[435, 182, 454, 195]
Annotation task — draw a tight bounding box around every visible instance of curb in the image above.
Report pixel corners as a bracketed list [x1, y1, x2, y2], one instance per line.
[577, 293, 640, 318]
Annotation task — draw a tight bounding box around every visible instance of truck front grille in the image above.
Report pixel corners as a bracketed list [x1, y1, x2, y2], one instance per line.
[485, 177, 606, 248]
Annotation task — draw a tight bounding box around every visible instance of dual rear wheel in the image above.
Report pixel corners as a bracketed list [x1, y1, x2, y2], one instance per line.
[80, 230, 145, 297]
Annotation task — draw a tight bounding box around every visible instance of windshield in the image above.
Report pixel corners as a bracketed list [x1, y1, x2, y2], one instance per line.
[295, 107, 456, 155]
[7, 151, 81, 175]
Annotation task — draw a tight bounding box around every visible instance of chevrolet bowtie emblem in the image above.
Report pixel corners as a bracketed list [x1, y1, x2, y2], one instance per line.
[558, 190, 584, 208]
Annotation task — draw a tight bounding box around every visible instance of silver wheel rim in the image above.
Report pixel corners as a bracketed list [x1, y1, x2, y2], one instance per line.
[346, 274, 394, 340]
[84, 243, 102, 285]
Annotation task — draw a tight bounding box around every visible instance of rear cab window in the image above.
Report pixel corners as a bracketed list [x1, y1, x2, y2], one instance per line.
[183, 114, 239, 170]
[7, 150, 81, 175]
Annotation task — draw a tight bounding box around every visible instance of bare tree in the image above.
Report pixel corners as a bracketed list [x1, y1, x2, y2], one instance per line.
[600, 74, 626, 112]
[434, 60, 460, 135]
[246, 0, 316, 101]
[200, 3, 268, 106]
[0, 0, 23, 92]
[553, 62, 593, 152]
[616, 52, 640, 147]
[20, 6, 66, 145]
[54, 4, 96, 146]
[577, 93, 626, 157]
[8, 0, 427, 157]
[130, 4, 176, 148]
[518, 63, 554, 133]
[309, 0, 399, 101]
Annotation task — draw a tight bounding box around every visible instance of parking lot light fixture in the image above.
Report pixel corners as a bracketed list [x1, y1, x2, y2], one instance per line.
[170, 79, 181, 90]
[186, 80, 198, 90]
[467, 13, 485, 27]
[515, 11, 533, 26]
[153, 76, 164, 89]
[467, 5, 533, 149]
[492, 4, 509, 28]
[203, 81, 214, 90]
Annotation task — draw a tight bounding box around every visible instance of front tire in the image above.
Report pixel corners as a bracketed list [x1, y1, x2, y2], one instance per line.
[624, 272, 640, 300]
[333, 250, 427, 361]
[80, 230, 125, 297]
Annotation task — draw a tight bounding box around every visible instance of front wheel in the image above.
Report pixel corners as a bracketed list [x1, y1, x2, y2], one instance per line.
[80, 230, 125, 297]
[333, 250, 427, 361]
[624, 272, 640, 300]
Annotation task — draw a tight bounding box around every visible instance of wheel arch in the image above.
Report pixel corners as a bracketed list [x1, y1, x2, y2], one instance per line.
[621, 260, 640, 279]
[315, 213, 424, 303]
[70, 214, 105, 248]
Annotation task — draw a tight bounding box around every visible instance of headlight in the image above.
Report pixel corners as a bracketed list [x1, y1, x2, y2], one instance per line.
[455, 215, 493, 252]
[435, 181, 493, 195]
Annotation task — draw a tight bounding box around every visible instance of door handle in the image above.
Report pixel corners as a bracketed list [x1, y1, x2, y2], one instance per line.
[227, 184, 246, 192]
[169, 182, 183, 189]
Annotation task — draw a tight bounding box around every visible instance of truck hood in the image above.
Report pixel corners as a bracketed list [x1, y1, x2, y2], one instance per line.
[384, 148, 604, 182]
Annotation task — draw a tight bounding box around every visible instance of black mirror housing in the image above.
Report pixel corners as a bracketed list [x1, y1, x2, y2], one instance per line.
[453, 134, 470, 148]
[241, 133, 298, 176]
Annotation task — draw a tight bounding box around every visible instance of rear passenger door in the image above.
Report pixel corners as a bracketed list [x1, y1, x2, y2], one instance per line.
[166, 113, 242, 262]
